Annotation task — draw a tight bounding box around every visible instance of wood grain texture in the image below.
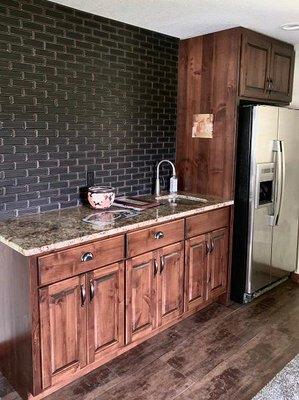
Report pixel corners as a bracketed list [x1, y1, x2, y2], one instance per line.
[158, 242, 185, 326]
[126, 219, 184, 258]
[125, 251, 158, 344]
[239, 30, 272, 99]
[38, 235, 124, 286]
[0, 243, 33, 399]
[186, 207, 230, 239]
[176, 28, 241, 199]
[176, 27, 294, 200]
[39, 275, 87, 389]
[269, 42, 295, 103]
[185, 234, 208, 311]
[87, 262, 125, 364]
[2, 281, 298, 400]
[290, 272, 299, 284]
[207, 227, 229, 300]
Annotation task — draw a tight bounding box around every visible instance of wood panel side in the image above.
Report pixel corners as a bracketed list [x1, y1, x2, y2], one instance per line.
[176, 28, 241, 199]
[0, 242, 33, 399]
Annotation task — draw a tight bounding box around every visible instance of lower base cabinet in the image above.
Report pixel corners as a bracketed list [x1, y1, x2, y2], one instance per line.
[185, 227, 229, 311]
[3, 207, 230, 399]
[185, 234, 208, 312]
[39, 275, 87, 389]
[207, 228, 229, 300]
[39, 262, 124, 390]
[125, 242, 185, 344]
[87, 262, 125, 364]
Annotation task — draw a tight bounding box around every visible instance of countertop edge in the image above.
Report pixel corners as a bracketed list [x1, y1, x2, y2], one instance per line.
[0, 200, 234, 257]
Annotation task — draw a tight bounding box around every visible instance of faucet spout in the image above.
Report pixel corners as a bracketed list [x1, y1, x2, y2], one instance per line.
[155, 160, 178, 197]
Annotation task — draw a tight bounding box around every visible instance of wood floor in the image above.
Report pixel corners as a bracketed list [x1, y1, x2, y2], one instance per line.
[1, 280, 298, 400]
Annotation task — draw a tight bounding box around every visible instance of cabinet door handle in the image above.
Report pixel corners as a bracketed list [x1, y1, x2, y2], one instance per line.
[210, 240, 215, 253]
[154, 259, 158, 276]
[81, 252, 94, 262]
[154, 231, 164, 240]
[206, 241, 210, 255]
[80, 284, 86, 307]
[90, 279, 95, 302]
[160, 256, 165, 274]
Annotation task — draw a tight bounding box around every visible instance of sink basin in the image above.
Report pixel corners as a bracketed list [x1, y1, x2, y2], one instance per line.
[156, 194, 208, 205]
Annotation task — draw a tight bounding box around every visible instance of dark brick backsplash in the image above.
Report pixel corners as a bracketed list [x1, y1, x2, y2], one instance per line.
[0, 0, 178, 220]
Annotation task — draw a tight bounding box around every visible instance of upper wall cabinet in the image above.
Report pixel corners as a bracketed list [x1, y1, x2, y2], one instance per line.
[239, 30, 295, 103]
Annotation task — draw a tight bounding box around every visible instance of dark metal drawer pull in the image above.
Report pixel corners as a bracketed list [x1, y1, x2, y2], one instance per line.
[154, 231, 164, 240]
[81, 252, 94, 262]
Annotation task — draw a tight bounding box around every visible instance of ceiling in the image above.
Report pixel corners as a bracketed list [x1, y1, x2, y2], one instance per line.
[48, 0, 299, 43]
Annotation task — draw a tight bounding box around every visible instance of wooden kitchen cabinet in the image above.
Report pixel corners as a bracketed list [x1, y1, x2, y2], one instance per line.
[185, 224, 229, 311]
[206, 228, 229, 300]
[239, 30, 295, 102]
[268, 42, 295, 103]
[239, 31, 272, 100]
[39, 261, 125, 389]
[126, 241, 184, 344]
[87, 262, 124, 364]
[125, 251, 158, 344]
[0, 207, 232, 399]
[39, 275, 87, 390]
[184, 234, 208, 312]
[158, 242, 184, 327]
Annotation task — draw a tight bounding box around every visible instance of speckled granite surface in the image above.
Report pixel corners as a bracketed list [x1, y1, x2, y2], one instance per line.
[253, 354, 299, 400]
[0, 193, 233, 256]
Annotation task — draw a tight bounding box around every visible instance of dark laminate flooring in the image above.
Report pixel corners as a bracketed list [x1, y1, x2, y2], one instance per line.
[1, 280, 298, 400]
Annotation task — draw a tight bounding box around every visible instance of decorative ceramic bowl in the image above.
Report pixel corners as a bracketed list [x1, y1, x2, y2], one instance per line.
[87, 186, 115, 209]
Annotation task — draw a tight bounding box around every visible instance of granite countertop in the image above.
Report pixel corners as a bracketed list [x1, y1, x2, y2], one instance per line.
[0, 193, 234, 256]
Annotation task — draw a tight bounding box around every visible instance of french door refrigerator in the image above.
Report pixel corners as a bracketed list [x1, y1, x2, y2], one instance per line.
[231, 105, 299, 303]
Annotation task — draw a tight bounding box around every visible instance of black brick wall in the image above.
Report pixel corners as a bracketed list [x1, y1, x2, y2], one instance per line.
[0, 0, 178, 219]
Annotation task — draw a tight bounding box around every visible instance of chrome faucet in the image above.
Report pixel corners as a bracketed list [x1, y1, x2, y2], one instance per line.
[155, 160, 178, 197]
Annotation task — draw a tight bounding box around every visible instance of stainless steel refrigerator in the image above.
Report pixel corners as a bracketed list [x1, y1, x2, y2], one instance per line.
[231, 105, 299, 303]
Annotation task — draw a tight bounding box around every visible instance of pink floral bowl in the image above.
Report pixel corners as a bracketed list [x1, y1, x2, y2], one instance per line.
[87, 186, 115, 209]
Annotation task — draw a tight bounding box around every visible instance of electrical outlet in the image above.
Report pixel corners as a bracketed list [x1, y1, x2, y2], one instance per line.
[87, 171, 95, 187]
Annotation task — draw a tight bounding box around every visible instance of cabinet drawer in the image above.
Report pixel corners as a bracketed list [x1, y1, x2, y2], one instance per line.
[126, 219, 184, 257]
[186, 207, 230, 239]
[38, 235, 124, 286]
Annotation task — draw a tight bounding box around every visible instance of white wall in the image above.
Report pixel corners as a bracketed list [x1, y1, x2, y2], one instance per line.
[291, 44, 299, 108]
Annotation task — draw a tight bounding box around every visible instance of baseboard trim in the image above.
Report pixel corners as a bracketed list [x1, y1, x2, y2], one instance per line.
[291, 272, 299, 284]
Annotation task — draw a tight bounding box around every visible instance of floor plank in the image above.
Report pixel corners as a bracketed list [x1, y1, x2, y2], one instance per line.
[0, 280, 298, 400]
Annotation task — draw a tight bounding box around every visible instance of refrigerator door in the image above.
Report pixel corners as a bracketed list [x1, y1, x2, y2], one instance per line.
[271, 108, 299, 279]
[246, 106, 279, 294]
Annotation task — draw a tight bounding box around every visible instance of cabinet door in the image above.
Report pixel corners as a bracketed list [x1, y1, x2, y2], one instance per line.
[207, 228, 229, 300]
[87, 262, 124, 364]
[158, 242, 184, 327]
[39, 275, 87, 389]
[269, 43, 294, 103]
[126, 251, 158, 344]
[185, 234, 208, 312]
[239, 31, 271, 100]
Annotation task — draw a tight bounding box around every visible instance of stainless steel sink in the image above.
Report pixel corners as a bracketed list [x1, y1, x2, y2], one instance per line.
[156, 194, 208, 205]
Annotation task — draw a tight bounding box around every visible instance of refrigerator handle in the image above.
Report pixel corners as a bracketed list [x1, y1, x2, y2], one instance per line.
[272, 140, 285, 226]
